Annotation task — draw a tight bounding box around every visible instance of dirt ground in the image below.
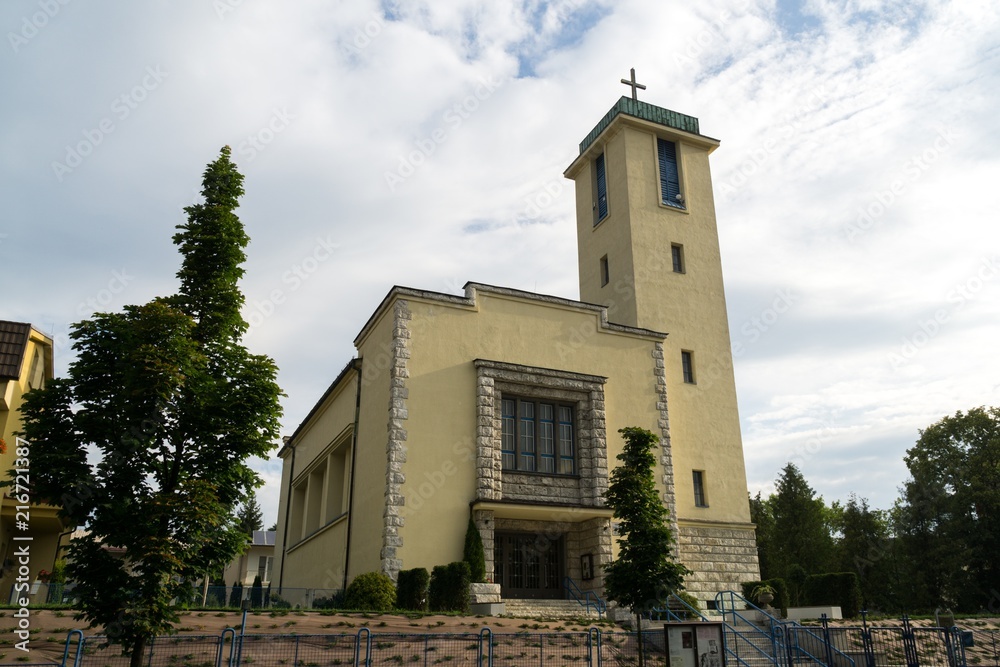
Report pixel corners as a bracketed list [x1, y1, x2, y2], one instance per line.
[3, 609, 997, 667]
[0, 608, 615, 665]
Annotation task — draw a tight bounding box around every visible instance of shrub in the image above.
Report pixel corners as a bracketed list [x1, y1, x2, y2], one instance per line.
[344, 571, 396, 612]
[802, 572, 861, 618]
[312, 591, 344, 610]
[208, 576, 227, 607]
[397, 568, 430, 611]
[429, 561, 470, 613]
[463, 519, 486, 583]
[229, 582, 243, 608]
[250, 575, 263, 608]
[269, 593, 292, 609]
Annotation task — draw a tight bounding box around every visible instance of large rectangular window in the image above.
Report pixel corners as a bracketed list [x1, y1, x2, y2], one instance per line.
[657, 138, 684, 209]
[595, 153, 608, 223]
[502, 396, 575, 475]
[693, 470, 708, 507]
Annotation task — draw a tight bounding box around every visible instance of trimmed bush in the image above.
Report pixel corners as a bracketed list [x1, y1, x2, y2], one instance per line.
[803, 572, 861, 618]
[250, 575, 263, 608]
[312, 591, 344, 610]
[229, 581, 243, 608]
[429, 561, 471, 613]
[397, 568, 430, 611]
[344, 571, 396, 611]
[269, 593, 292, 609]
[463, 519, 486, 583]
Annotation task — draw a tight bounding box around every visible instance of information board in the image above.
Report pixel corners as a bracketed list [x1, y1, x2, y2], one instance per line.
[663, 622, 725, 667]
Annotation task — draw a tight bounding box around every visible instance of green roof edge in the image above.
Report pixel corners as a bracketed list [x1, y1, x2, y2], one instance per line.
[578, 96, 701, 154]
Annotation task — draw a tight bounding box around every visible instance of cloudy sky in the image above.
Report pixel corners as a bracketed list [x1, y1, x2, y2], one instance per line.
[3, 0, 998, 527]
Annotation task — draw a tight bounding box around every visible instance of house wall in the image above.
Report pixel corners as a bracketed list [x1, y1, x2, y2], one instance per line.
[394, 288, 668, 576]
[350, 307, 397, 580]
[568, 112, 759, 600]
[274, 369, 358, 590]
[0, 327, 63, 598]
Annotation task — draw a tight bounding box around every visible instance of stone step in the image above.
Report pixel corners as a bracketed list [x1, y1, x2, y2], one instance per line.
[501, 598, 602, 619]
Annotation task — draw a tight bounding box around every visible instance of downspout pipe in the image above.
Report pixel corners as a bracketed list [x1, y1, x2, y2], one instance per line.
[342, 358, 363, 592]
[277, 443, 295, 590]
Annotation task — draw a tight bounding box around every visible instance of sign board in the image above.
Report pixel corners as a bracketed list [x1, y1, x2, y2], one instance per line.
[664, 622, 726, 667]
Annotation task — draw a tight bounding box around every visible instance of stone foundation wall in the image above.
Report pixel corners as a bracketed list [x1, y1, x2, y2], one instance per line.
[676, 522, 760, 603]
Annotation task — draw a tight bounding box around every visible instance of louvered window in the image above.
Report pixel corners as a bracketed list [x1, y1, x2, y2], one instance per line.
[595, 153, 608, 223]
[657, 138, 684, 209]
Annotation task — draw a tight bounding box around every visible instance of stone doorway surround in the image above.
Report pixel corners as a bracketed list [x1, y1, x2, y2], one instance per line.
[470, 507, 613, 599]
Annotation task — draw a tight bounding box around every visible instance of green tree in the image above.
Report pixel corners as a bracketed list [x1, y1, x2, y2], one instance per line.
[749, 492, 776, 580]
[769, 463, 833, 579]
[463, 517, 486, 583]
[18, 147, 282, 667]
[832, 494, 896, 612]
[237, 492, 264, 536]
[604, 427, 690, 667]
[894, 407, 1000, 612]
[250, 575, 263, 608]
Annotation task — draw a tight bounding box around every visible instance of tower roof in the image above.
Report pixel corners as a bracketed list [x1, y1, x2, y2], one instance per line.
[0, 320, 32, 380]
[578, 96, 702, 155]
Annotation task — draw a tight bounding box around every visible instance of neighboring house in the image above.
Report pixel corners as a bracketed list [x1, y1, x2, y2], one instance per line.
[0, 321, 72, 600]
[223, 530, 275, 586]
[273, 95, 761, 605]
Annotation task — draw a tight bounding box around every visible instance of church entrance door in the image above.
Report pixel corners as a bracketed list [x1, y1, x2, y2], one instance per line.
[494, 532, 564, 599]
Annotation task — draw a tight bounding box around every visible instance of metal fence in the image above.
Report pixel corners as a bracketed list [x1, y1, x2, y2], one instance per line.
[58, 625, 1000, 667]
[195, 586, 343, 610]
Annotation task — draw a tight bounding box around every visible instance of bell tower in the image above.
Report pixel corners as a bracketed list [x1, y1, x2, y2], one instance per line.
[564, 82, 760, 599]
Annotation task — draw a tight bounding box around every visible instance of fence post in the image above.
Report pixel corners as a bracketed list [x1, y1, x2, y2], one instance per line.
[355, 627, 371, 667]
[219, 628, 236, 667]
[860, 611, 875, 667]
[146, 635, 156, 667]
[588, 628, 601, 667]
[901, 616, 919, 667]
[822, 614, 834, 667]
[63, 629, 84, 667]
[479, 627, 493, 667]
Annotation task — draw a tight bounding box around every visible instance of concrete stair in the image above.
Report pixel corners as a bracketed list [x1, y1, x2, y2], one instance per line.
[501, 598, 602, 619]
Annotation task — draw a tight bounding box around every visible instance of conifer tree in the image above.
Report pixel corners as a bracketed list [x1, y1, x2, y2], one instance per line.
[463, 517, 486, 583]
[237, 492, 264, 536]
[19, 147, 282, 667]
[603, 427, 689, 667]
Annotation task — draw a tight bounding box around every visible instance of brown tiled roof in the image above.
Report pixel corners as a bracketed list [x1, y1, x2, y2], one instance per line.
[0, 320, 31, 380]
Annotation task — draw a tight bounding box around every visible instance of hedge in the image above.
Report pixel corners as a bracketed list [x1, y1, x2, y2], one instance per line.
[803, 572, 861, 618]
[429, 561, 471, 613]
[397, 567, 430, 611]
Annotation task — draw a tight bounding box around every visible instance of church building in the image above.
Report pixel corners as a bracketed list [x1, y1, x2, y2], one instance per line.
[272, 86, 760, 607]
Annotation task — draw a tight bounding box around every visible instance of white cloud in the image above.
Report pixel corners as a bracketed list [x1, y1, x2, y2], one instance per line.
[3, 0, 998, 523]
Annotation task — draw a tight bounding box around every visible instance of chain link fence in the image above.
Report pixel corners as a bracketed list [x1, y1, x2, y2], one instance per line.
[56, 624, 999, 667]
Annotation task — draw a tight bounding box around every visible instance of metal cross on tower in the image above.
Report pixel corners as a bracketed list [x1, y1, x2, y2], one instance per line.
[620, 68, 646, 100]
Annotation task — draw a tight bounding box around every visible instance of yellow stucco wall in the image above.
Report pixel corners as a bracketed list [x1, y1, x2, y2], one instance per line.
[274, 368, 357, 590]
[569, 116, 753, 527]
[396, 289, 666, 572]
[0, 326, 65, 599]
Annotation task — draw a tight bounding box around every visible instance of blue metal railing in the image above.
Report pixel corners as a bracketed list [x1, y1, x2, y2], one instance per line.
[564, 576, 606, 618]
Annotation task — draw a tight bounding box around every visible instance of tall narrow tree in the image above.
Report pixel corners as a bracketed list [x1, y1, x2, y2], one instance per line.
[19, 147, 282, 667]
[603, 427, 690, 667]
[237, 492, 264, 536]
[769, 463, 833, 579]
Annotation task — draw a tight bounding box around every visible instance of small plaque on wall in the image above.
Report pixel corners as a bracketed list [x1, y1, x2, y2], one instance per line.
[581, 553, 594, 580]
